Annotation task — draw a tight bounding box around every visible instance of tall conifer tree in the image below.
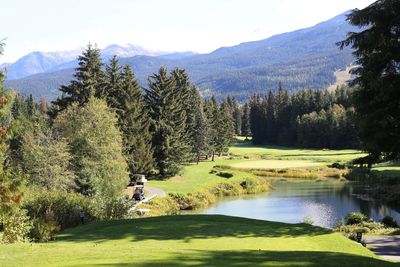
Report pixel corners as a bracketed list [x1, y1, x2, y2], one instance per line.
[145, 67, 187, 176]
[51, 44, 105, 117]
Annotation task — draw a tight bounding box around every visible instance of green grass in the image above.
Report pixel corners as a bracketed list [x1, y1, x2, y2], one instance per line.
[230, 159, 324, 169]
[0, 215, 395, 267]
[230, 142, 366, 163]
[148, 142, 365, 194]
[148, 159, 255, 194]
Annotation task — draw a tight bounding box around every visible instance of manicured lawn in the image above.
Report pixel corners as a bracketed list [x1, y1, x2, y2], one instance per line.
[230, 142, 366, 163]
[148, 141, 365, 194]
[148, 159, 256, 193]
[0, 215, 395, 267]
[230, 159, 323, 169]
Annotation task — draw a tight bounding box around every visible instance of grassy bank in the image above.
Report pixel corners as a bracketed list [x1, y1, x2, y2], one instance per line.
[0, 215, 395, 267]
[141, 165, 271, 216]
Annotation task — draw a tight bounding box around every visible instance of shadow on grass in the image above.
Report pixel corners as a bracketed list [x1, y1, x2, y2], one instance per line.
[57, 215, 331, 243]
[93, 250, 397, 267]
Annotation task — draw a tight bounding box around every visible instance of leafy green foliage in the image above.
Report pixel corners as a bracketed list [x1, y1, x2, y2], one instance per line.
[23, 188, 92, 239]
[22, 129, 75, 191]
[1, 208, 32, 243]
[346, 212, 368, 225]
[53, 98, 129, 214]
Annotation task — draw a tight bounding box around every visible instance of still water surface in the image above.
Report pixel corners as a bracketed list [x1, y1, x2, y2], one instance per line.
[201, 180, 400, 228]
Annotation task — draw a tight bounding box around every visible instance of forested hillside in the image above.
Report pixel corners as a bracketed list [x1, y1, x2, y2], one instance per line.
[5, 11, 355, 100]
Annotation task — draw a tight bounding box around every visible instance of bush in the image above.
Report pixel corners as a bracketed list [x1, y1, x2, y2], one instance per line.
[137, 197, 180, 217]
[91, 197, 130, 220]
[346, 212, 368, 225]
[216, 172, 233, 178]
[1, 208, 32, 243]
[382, 216, 398, 228]
[23, 189, 92, 230]
[30, 217, 60, 242]
[330, 162, 346, 169]
[210, 182, 243, 197]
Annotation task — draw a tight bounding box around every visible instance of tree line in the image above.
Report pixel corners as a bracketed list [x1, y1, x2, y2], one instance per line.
[232, 85, 359, 149]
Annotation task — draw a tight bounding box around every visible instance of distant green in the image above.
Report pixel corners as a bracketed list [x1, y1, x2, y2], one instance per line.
[148, 142, 366, 194]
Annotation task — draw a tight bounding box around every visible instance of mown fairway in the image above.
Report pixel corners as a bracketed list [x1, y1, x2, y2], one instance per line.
[148, 140, 366, 193]
[0, 215, 396, 267]
[230, 159, 323, 169]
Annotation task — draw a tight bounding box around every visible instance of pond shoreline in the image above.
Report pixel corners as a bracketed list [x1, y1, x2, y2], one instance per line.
[196, 179, 400, 228]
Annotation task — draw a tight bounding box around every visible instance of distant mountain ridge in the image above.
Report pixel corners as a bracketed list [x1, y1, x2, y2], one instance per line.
[4, 11, 355, 101]
[2, 44, 173, 80]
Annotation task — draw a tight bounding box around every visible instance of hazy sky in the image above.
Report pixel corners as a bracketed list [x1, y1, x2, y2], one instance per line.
[1, 0, 375, 63]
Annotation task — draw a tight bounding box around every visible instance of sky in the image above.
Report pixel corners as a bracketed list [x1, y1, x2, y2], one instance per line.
[0, 0, 375, 64]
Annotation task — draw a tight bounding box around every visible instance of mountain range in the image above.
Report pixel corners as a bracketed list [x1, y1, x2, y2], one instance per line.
[3, 11, 355, 101]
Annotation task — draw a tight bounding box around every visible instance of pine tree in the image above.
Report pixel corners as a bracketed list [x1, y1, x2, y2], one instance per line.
[105, 56, 123, 109]
[338, 0, 400, 160]
[193, 101, 209, 164]
[119, 65, 154, 174]
[144, 67, 187, 176]
[241, 102, 251, 139]
[204, 96, 219, 161]
[231, 97, 242, 136]
[265, 91, 276, 143]
[26, 94, 36, 118]
[171, 68, 193, 161]
[51, 44, 105, 117]
[215, 99, 235, 156]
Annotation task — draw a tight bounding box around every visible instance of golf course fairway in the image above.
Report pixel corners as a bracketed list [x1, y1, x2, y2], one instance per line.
[0, 215, 396, 266]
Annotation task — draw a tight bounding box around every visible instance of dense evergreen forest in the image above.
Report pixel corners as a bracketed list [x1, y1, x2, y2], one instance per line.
[245, 86, 358, 149]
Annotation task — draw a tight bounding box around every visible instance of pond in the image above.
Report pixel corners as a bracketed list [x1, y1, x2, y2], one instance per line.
[200, 180, 400, 228]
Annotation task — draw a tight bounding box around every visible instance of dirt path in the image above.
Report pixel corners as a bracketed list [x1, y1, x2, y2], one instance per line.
[365, 236, 400, 261]
[145, 186, 167, 198]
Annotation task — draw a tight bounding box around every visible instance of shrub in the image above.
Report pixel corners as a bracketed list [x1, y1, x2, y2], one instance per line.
[382, 216, 398, 228]
[30, 217, 60, 242]
[330, 162, 346, 169]
[190, 190, 217, 209]
[92, 197, 130, 220]
[1, 208, 32, 243]
[210, 182, 243, 197]
[137, 197, 180, 216]
[346, 212, 368, 225]
[169, 193, 193, 210]
[23, 189, 92, 230]
[216, 172, 233, 178]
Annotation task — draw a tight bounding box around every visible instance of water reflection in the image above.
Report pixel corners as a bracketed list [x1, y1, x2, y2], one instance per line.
[200, 180, 400, 228]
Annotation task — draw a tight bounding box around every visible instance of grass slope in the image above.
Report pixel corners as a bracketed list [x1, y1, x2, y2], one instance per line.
[0, 215, 395, 267]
